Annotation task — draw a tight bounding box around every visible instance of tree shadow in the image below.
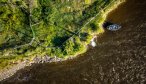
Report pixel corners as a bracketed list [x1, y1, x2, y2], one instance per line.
[52, 36, 70, 47]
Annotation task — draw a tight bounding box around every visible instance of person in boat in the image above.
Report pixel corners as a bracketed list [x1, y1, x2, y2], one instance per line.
[107, 24, 121, 31]
[103, 22, 121, 31]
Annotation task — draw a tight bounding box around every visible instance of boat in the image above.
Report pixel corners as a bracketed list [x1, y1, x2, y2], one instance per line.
[91, 41, 96, 47]
[107, 24, 121, 31]
[90, 36, 97, 47]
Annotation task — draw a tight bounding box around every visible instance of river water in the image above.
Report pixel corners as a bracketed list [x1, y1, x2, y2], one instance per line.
[1, 0, 146, 84]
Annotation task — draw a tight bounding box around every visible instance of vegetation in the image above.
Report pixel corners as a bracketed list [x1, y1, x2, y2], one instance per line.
[0, 0, 118, 69]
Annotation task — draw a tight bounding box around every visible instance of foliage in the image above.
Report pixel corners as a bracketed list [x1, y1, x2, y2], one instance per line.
[0, 0, 116, 69]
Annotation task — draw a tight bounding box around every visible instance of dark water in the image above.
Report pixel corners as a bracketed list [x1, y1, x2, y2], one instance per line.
[1, 0, 146, 84]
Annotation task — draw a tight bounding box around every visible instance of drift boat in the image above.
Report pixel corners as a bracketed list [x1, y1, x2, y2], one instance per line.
[107, 24, 121, 31]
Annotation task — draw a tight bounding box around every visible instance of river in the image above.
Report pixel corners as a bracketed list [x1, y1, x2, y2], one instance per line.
[1, 0, 146, 84]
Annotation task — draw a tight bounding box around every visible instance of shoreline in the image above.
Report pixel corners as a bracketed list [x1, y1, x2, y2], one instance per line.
[61, 0, 126, 61]
[0, 0, 126, 81]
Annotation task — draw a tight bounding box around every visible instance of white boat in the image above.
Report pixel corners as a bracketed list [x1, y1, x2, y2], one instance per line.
[107, 24, 121, 31]
[90, 36, 97, 47]
[91, 41, 96, 47]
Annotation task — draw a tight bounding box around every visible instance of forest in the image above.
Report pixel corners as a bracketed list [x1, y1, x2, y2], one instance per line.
[0, 0, 115, 69]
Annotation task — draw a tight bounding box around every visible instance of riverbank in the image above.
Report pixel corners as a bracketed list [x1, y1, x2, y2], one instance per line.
[62, 0, 126, 60]
[0, 0, 125, 81]
[2, 0, 146, 83]
[62, 0, 126, 59]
